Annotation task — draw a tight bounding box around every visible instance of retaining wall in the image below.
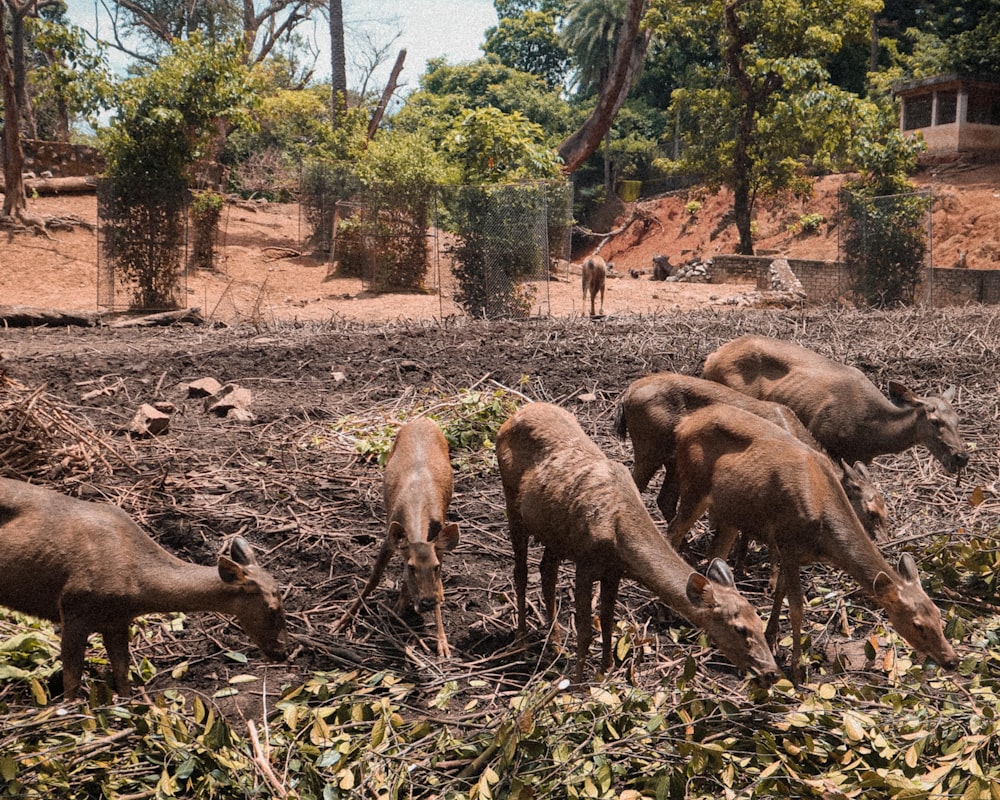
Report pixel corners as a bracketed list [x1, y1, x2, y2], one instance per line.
[710, 254, 1000, 306]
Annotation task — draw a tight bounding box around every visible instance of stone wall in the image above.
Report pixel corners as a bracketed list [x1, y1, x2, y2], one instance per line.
[21, 139, 104, 178]
[711, 254, 999, 306]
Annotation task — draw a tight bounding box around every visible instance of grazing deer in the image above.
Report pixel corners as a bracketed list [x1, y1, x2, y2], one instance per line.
[667, 405, 958, 681]
[614, 372, 888, 543]
[0, 477, 288, 700]
[701, 335, 969, 473]
[581, 256, 607, 316]
[495, 402, 779, 684]
[334, 417, 460, 658]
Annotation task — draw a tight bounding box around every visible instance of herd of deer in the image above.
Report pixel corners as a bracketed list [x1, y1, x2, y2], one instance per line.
[0, 335, 969, 700]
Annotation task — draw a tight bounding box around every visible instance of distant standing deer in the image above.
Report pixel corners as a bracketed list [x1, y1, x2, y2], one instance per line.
[0, 477, 289, 700]
[495, 402, 779, 684]
[702, 335, 969, 473]
[614, 372, 888, 542]
[334, 417, 460, 658]
[581, 256, 607, 316]
[667, 405, 958, 681]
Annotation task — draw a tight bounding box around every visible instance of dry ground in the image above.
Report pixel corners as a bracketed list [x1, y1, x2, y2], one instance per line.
[0, 167, 999, 720]
[2, 306, 998, 721]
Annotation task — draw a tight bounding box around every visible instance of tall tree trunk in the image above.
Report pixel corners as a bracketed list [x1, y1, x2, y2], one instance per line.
[0, 2, 27, 218]
[557, 0, 650, 174]
[329, 0, 347, 126]
[368, 49, 406, 140]
[8, 0, 38, 139]
[723, 0, 780, 255]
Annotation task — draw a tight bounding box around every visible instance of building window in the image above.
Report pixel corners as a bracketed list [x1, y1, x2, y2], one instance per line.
[967, 86, 1000, 126]
[935, 90, 957, 124]
[903, 95, 932, 130]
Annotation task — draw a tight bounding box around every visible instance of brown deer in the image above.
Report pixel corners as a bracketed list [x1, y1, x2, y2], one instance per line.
[0, 477, 288, 700]
[495, 402, 779, 684]
[581, 256, 607, 316]
[614, 372, 888, 543]
[667, 405, 958, 681]
[334, 417, 460, 658]
[701, 335, 969, 473]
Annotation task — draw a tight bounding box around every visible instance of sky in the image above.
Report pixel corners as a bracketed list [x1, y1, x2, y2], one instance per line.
[64, 0, 499, 95]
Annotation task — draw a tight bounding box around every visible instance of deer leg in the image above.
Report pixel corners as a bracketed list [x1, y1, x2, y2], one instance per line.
[333, 539, 394, 632]
[573, 566, 596, 683]
[765, 562, 788, 652]
[708, 521, 741, 564]
[101, 624, 133, 697]
[433, 597, 451, 659]
[539, 547, 565, 648]
[599, 572, 621, 674]
[509, 520, 530, 639]
[629, 441, 662, 494]
[654, 457, 681, 521]
[666, 491, 710, 552]
[598, 285, 604, 315]
[784, 564, 807, 684]
[58, 617, 90, 701]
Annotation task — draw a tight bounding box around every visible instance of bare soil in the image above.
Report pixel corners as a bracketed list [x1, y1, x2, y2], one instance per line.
[0, 167, 998, 720]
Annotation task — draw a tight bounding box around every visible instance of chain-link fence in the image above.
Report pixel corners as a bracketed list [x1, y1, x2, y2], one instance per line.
[97, 178, 188, 312]
[838, 188, 933, 307]
[300, 164, 573, 320]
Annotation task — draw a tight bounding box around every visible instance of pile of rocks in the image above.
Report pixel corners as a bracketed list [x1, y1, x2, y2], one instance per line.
[651, 253, 713, 283]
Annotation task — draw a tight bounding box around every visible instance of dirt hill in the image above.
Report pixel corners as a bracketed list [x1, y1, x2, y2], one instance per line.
[596, 161, 1000, 275]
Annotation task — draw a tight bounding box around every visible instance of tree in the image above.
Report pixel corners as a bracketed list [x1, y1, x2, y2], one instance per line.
[329, 0, 346, 125]
[29, 18, 113, 141]
[556, 0, 651, 174]
[106, 0, 325, 70]
[0, 1, 27, 219]
[649, 0, 878, 254]
[483, 9, 568, 88]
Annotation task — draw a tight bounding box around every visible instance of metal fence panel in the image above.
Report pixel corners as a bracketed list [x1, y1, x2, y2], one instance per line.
[97, 178, 188, 312]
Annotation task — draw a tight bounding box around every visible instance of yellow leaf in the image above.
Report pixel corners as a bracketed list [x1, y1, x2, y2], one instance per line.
[969, 485, 985, 506]
[843, 712, 865, 742]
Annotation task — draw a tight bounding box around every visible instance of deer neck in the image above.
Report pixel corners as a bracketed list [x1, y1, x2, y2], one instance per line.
[820, 514, 895, 597]
[138, 560, 239, 616]
[614, 514, 697, 621]
[854, 401, 920, 457]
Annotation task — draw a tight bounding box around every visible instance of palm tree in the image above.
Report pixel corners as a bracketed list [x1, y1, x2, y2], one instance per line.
[561, 0, 628, 95]
[559, 0, 649, 187]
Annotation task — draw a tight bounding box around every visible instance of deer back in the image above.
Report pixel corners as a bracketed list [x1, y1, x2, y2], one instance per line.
[702, 335, 969, 472]
[497, 402, 779, 682]
[383, 418, 460, 611]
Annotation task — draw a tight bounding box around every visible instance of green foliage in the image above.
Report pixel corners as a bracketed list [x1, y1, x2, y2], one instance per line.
[99, 35, 256, 309]
[305, 132, 449, 291]
[188, 190, 224, 271]
[843, 185, 931, 307]
[394, 58, 572, 149]
[27, 18, 114, 135]
[329, 386, 523, 470]
[445, 107, 563, 184]
[483, 10, 569, 88]
[790, 212, 826, 235]
[8, 655, 1000, 798]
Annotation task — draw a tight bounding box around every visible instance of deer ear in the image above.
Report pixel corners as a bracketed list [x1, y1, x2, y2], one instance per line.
[686, 572, 715, 608]
[896, 552, 920, 583]
[706, 557, 736, 588]
[388, 520, 407, 549]
[229, 536, 258, 566]
[888, 381, 917, 405]
[872, 569, 898, 601]
[941, 385, 957, 403]
[840, 458, 859, 482]
[218, 555, 249, 585]
[436, 522, 460, 552]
